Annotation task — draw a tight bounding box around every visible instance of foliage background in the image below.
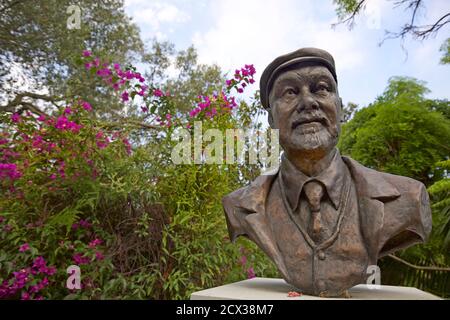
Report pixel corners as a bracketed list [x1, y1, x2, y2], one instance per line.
[0, 0, 449, 299]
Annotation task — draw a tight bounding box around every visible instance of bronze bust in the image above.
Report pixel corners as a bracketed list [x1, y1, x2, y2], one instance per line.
[222, 47, 432, 297]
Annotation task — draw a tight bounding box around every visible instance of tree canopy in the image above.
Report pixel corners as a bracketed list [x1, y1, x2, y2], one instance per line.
[0, 0, 144, 116]
[339, 76, 450, 295]
[339, 76, 450, 186]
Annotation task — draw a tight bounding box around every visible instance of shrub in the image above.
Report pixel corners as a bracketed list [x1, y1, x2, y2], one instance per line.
[0, 51, 278, 299]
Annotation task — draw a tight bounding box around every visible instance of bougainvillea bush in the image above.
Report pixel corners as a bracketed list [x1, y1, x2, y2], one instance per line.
[0, 51, 278, 299]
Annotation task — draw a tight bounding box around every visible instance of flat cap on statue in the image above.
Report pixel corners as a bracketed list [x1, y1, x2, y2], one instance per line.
[259, 47, 338, 110]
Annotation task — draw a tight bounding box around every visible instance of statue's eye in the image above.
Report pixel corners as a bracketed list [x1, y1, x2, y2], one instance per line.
[316, 82, 330, 93]
[283, 87, 297, 97]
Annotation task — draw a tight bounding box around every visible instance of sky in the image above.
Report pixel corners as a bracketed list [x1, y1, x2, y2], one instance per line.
[123, 0, 449, 108]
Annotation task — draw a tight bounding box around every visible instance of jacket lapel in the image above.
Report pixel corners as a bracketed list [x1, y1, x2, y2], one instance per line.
[342, 157, 401, 263]
[232, 172, 290, 278]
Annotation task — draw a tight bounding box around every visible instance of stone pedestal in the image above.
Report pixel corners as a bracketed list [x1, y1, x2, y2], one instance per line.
[190, 277, 441, 300]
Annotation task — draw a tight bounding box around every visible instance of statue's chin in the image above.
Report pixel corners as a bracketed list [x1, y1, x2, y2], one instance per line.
[284, 131, 336, 157]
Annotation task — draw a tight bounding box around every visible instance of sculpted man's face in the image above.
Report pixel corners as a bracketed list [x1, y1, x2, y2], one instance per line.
[268, 64, 341, 158]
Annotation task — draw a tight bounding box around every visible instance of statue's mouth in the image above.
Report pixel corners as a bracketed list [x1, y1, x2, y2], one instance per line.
[292, 117, 327, 129]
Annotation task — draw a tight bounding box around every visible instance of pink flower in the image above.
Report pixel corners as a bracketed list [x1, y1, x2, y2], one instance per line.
[287, 291, 302, 297]
[0, 163, 22, 180]
[153, 89, 163, 97]
[247, 267, 256, 279]
[73, 253, 90, 265]
[237, 88, 244, 93]
[96, 137, 110, 149]
[244, 64, 256, 76]
[55, 116, 82, 132]
[141, 106, 148, 113]
[37, 114, 46, 121]
[33, 256, 46, 268]
[29, 285, 39, 293]
[80, 219, 92, 228]
[198, 97, 211, 110]
[46, 266, 56, 276]
[32, 256, 45, 272]
[96, 68, 112, 77]
[189, 110, 196, 118]
[138, 85, 148, 96]
[88, 238, 103, 248]
[95, 252, 104, 261]
[64, 107, 72, 114]
[226, 79, 232, 86]
[11, 113, 20, 123]
[55, 116, 68, 129]
[19, 243, 30, 252]
[21, 292, 30, 300]
[122, 138, 132, 155]
[81, 101, 92, 111]
[72, 219, 92, 230]
[125, 70, 134, 79]
[121, 91, 129, 102]
[82, 50, 92, 57]
[29, 277, 49, 294]
[32, 135, 43, 149]
[47, 142, 57, 152]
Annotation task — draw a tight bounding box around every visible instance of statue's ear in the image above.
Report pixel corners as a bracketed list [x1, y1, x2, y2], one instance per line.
[267, 109, 274, 128]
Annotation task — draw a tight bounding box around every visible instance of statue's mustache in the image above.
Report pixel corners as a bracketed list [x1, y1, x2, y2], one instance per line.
[291, 114, 330, 129]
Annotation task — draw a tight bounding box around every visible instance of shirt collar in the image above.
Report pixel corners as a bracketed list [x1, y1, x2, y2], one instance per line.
[280, 149, 347, 211]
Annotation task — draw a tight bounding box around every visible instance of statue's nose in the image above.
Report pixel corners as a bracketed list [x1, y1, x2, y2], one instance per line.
[296, 88, 319, 113]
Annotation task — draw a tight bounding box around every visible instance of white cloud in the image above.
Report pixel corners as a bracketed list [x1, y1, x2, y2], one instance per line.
[191, 0, 371, 83]
[124, 1, 190, 39]
[159, 4, 188, 23]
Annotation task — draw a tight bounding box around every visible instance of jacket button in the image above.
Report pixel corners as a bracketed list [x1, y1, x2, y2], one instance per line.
[318, 250, 325, 260]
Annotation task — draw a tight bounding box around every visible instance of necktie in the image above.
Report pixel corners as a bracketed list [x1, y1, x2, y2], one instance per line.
[303, 180, 324, 243]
